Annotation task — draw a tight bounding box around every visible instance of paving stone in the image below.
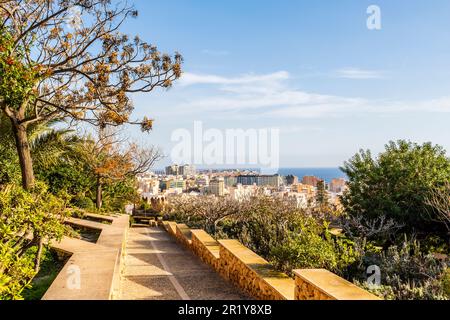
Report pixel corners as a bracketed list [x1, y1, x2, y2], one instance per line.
[117, 226, 248, 300]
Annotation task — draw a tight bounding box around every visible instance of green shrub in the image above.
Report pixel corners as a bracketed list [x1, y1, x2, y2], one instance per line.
[443, 268, 450, 297]
[353, 238, 449, 300]
[270, 230, 338, 273]
[167, 193, 449, 300]
[0, 182, 68, 300]
[341, 140, 450, 233]
[21, 247, 67, 301]
[72, 196, 95, 210]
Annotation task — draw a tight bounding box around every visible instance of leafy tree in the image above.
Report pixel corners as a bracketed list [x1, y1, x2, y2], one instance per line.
[38, 162, 94, 198]
[1, 113, 90, 193]
[0, 0, 182, 189]
[426, 183, 450, 232]
[101, 177, 138, 213]
[315, 179, 328, 206]
[341, 140, 450, 232]
[80, 127, 162, 209]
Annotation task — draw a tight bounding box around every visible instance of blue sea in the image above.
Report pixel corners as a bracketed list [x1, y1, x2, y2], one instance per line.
[277, 168, 347, 183]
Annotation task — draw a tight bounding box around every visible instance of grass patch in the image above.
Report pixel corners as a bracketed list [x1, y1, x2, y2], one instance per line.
[22, 248, 69, 301]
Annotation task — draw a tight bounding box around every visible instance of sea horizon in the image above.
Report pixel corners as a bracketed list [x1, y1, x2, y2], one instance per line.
[153, 167, 347, 183]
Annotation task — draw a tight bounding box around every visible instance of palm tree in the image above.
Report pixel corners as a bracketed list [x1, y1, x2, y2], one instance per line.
[1, 113, 84, 182]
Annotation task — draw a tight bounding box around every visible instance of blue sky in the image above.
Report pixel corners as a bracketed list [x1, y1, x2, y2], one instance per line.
[120, 0, 450, 168]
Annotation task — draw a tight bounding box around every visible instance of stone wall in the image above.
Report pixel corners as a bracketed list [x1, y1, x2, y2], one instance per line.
[293, 269, 380, 300]
[190, 230, 220, 270]
[218, 240, 295, 300]
[43, 214, 129, 300]
[163, 221, 177, 237]
[161, 221, 381, 301]
[175, 224, 192, 249]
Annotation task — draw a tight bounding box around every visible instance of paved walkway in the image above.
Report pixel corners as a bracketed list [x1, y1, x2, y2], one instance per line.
[117, 226, 248, 300]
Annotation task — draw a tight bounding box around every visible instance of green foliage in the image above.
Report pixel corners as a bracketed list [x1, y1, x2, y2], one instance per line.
[21, 248, 67, 301]
[341, 140, 450, 232]
[38, 163, 94, 198]
[315, 180, 328, 206]
[0, 27, 40, 108]
[101, 178, 138, 213]
[226, 196, 310, 257]
[0, 182, 68, 300]
[443, 268, 450, 297]
[0, 115, 20, 186]
[169, 193, 449, 300]
[270, 228, 339, 273]
[139, 200, 153, 212]
[0, 142, 20, 186]
[72, 196, 95, 211]
[354, 238, 449, 300]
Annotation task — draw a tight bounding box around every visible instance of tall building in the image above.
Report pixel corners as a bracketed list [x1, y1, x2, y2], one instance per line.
[237, 174, 282, 188]
[329, 178, 347, 193]
[195, 175, 210, 188]
[165, 164, 179, 176]
[160, 178, 186, 191]
[292, 183, 316, 196]
[209, 177, 225, 196]
[302, 176, 322, 187]
[179, 164, 196, 176]
[224, 176, 238, 187]
[229, 184, 257, 201]
[165, 164, 196, 176]
[137, 174, 160, 196]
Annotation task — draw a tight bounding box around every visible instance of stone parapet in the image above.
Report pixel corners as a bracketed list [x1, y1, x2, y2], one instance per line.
[293, 269, 381, 300]
[163, 221, 177, 237]
[218, 239, 295, 300]
[43, 214, 129, 300]
[161, 221, 381, 301]
[190, 230, 220, 269]
[175, 224, 192, 249]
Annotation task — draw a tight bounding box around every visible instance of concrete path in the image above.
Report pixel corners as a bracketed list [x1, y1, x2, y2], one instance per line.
[117, 226, 248, 300]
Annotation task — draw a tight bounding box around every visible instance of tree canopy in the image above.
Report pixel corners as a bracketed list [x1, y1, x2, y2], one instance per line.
[0, 0, 182, 188]
[341, 140, 450, 232]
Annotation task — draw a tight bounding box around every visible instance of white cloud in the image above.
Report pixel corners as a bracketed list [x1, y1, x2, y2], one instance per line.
[335, 68, 385, 79]
[172, 71, 450, 119]
[179, 71, 289, 87]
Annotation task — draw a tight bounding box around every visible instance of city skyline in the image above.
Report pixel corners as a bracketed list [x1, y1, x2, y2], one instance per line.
[120, 0, 450, 167]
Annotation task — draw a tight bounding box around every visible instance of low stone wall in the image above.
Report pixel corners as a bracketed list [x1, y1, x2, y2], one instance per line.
[175, 224, 192, 249]
[191, 230, 220, 270]
[163, 221, 177, 237]
[43, 214, 129, 300]
[293, 269, 380, 300]
[161, 221, 380, 301]
[218, 240, 295, 300]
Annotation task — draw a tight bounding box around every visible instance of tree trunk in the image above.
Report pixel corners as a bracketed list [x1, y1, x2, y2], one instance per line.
[11, 120, 35, 190]
[34, 238, 44, 273]
[96, 175, 103, 209]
